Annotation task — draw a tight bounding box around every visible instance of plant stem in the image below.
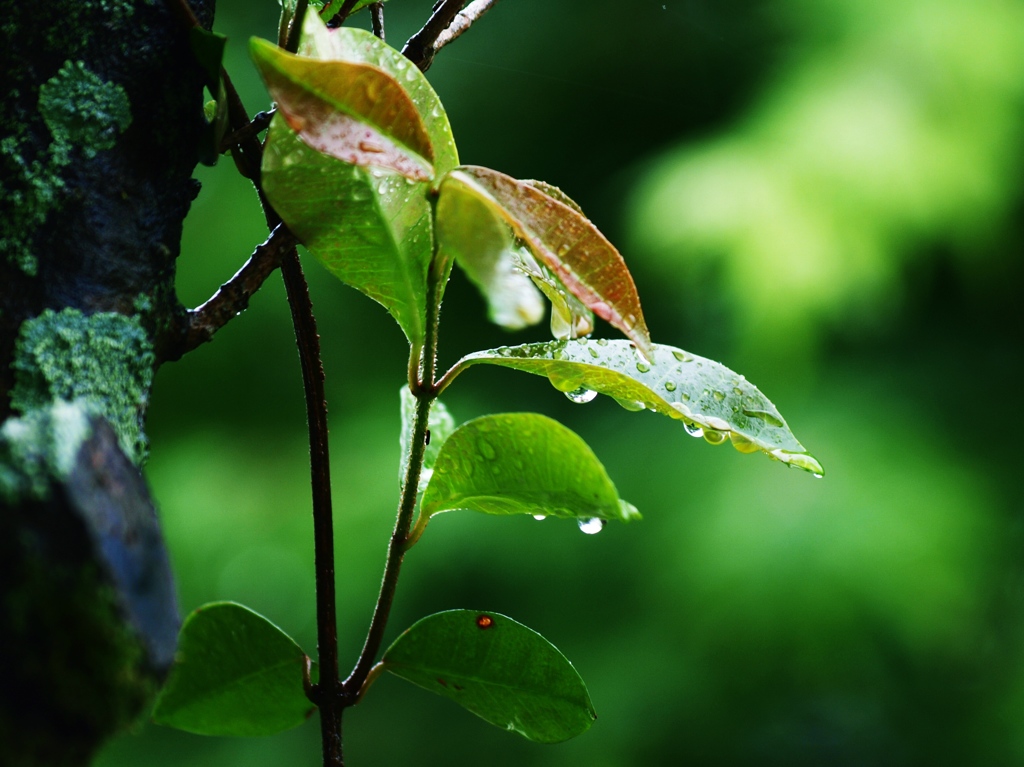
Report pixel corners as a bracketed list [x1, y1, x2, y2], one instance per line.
[280, 253, 342, 767]
[433, 0, 503, 52]
[342, 253, 445, 695]
[402, 0, 465, 72]
[370, 2, 385, 40]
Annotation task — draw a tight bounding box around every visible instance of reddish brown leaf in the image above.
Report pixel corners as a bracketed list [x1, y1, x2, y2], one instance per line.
[455, 166, 654, 359]
[251, 39, 433, 181]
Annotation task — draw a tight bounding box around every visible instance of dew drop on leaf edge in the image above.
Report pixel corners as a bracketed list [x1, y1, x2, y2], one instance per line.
[578, 517, 605, 535]
[683, 422, 704, 438]
[564, 386, 598, 404]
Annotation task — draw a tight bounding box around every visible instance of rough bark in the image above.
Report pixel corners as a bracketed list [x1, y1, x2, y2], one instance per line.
[1, 0, 213, 761]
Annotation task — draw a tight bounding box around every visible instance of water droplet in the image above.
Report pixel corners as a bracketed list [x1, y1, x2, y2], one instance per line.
[742, 408, 785, 429]
[729, 433, 759, 454]
[588, 346, 600, 359]
[703, 429, 728, 445]
[533, 514, 547, 521]
[671, 349, 692, 362]
[636, 362, 651, 373]
[578, 517, 605, 535]
[683, 421, 704, 438]
[552, 349, 566, 360]
[359, 139, 384, 153]
[664, 381, 677, 392]
[705, 416, 730, 431]
[712, 390, 725, 402]
[769, 450, 825, 476]
[478, 439, 496, 460]
[613, 397, 646, 412]
[733, 387, 744, 396]
[404, 67, 417, 82]
[680, 392, 691, 401]
[596, 338, 608, 346]
[671, 401, 693, 418]
[565, 386, 598, 404]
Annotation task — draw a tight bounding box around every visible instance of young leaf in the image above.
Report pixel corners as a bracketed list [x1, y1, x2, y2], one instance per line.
[399, 385, 456, 489]
[298, 12, 459, 177]
[152, 602, 314, 737]
[189, 27, 228, 166]
[382, 610, 597, 743]
[420, 412, 639, 524]
[262, 115, 432, 347]
[435, 175, 544, 330]
[441, 167, 654, 359]
[250, 38, 434, 182]
[451, 339, 824, 476]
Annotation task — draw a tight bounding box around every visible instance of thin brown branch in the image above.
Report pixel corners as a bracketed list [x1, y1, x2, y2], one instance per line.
[285, 0, 310, 52]
[280, 250, 343, 767]
[174, 224, 296, 357]
[219, 109, 276, 154]
[370, 2, 385, 40]
[401, 0, 465, 72]
[432, 0, 502, 53]
[325, 0, 361, 29]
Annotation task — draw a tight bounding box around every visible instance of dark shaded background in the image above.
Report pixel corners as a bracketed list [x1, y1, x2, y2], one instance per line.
[96, 0, 1024, 764]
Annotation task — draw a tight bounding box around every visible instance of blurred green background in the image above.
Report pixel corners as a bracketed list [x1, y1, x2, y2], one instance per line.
[96, 0, 1024, 764]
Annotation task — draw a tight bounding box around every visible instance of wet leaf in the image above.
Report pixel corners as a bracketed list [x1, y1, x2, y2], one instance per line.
[298, 11, 458, 177]
[383, 610, 596, 743]
[420, 412, 639, 523]
[152, 602, 314, 737]
[435, 174, 544, 330]
[454, 339, 824, 475]
[262, 113, 432, 346]
[251, 38, 433, 181]
[399, 385, 456, 489]
[445, 166, 654, 358]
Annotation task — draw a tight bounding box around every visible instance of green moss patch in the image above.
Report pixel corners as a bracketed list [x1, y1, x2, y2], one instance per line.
[11, 309, 155, 464]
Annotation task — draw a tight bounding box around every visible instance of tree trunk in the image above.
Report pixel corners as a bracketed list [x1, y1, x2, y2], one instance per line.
[1, 0, 213, 762]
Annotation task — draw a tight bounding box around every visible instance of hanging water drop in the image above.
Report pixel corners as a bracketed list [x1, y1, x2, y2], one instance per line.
[578, 517, 605, 535]
[703, 429, 728, 445]
[533, 514, 547, 521]
[683, 422, 704, 438]
[565, 386, 598, 404]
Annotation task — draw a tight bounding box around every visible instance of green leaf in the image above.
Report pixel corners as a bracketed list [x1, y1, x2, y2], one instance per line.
[420, 412, 639, 524]
[250, 38, 434, 181]
[453, 339, 824, 475]
[152, 602, 314, 737]
[442, 166, 654, 359]
[298, 11, 458, 177]
[435, 175, 544, 330]
[190, 28, 228, 166]
[383, 610, 597, 743]
[399, 385, 456, 489]
[262, 114, 433, 346]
